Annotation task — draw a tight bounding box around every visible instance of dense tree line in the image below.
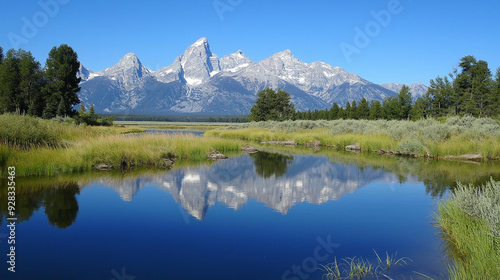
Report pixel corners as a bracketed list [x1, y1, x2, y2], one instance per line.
[0, 44, 81, 118]
[295, 86, 416, 121]
[295, 55, 500, 121]
[0, 44, 112, 125]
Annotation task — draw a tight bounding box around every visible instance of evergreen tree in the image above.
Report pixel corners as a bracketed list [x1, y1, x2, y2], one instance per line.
[397, 85, 412, 120]
[19, 50, 43, 115]
[42, 44, 81, 118]
[383, 96, 400, 120]
[494, 67, 500, 116]
[351, 100, 358, 119]
[329, 102, 340, 120]
[0, 49, 21, 113]
[249, 88, 295, 121]
[409, 97, 427, 121]
[306, 109, 312, 120]
[357, 98, 370, 119]
[426, 75, 454, 116]
[56, 98, 67, 117]
[78, 103, 86, 114]
[42, 105, 56, 119]
[345, 102, 352, 119]
[88, 103, 98, 123]
[337, 106, 345, 119]
[369, 100, 383, 120]
[0, 46, 3, 64]
[453, 55, 494, 116]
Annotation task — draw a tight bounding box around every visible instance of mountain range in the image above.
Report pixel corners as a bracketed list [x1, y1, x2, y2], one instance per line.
[77, 37, 428, 115]
[88, 154, 403, 219]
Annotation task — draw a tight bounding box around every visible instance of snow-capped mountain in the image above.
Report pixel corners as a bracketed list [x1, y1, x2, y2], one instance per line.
[77, 37, 419, 115]
[380, 82, 429, 98]
[89, 154, 402, 219]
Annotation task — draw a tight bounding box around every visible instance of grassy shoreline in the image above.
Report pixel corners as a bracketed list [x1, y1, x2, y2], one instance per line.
[436, 179, 500, 279]
[0, 114, 242, 177]
[205, 118, 500, 160]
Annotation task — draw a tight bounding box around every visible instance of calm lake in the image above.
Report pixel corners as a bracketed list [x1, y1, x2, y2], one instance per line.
[1, 144, 500, 279]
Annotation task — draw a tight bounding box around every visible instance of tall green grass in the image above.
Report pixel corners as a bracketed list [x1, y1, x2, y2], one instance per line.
[206, 117, 500, 159]
[5, 133, 242, 177]
[0, 114, 243, 177]
[436, 179, 500, 279]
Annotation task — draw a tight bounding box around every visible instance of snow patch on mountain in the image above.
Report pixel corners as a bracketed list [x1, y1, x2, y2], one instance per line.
[78, 37, 426, 115]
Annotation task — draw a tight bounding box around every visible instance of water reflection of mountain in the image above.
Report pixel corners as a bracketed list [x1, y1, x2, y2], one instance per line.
[95, 153, 400, 219]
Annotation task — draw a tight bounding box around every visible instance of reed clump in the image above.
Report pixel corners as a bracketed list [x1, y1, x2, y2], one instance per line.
[436, 179, 500, 279]
[321, 251, 410, 280]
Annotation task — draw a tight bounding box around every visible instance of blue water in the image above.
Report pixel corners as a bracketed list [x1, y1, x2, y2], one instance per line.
[0, 152, 456, 280]
[145, 129, 205, 136]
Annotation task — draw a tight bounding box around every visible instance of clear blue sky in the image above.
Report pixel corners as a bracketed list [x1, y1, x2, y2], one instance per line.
[1, 0, 499, 85]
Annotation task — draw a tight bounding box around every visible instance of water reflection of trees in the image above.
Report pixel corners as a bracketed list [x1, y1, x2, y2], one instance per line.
[250, 151, 294, 179]
[0, 182, 80, 228]
[326, 154, 500, 198]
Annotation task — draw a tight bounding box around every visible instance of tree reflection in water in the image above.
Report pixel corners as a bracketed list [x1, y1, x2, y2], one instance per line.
[250, 151, 294, 179]
[0, 182, 80, 229]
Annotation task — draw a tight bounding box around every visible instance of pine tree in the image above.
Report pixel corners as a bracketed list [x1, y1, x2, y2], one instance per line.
[453, 56, 493, 116]
[42, 44, 81, 118]
[19, 50, 43, 115]
[27, 102, 38, 116]
[329, 102, 340, 120]
[383, 96, 400, 120]
[42, 106, 56, 119]
[57, 98, 67, 117]
[493, 67, 500, 117]
[0, 46, 3, 64]
[357, 98, 370, 119]
[345, 102, 352, 119]
[88, 103, 98, 122]
[249, 88, 295, 121]
[427, 75, 454, 117]
[78, 103, 86, 114]
[397, 85, 412, 120]
[351, 100, 358, 119]
[369, 100, 384, 120]
[0, 49, 21, 113]
[409, 97, 427, 121]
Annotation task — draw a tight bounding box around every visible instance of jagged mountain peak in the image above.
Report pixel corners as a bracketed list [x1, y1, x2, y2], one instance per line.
[79, 37, 409, 115]
[77, 63, 94, 82]
[180, 37, 220, 85]
[220, 49, 253, 72]
[192, 37, 209, 46]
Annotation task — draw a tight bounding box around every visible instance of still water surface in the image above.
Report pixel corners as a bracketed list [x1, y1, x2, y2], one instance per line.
[1, 147, 499, 279]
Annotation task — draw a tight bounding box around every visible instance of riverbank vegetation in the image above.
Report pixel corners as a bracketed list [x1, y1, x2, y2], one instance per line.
[252, 143, 500, 197]
[206, 116, 500, 160]
[0, 114, 241, 177]
[436, 179, 500, 279]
